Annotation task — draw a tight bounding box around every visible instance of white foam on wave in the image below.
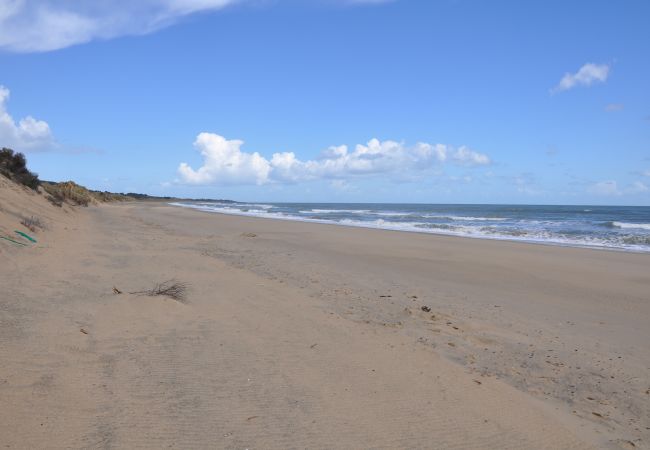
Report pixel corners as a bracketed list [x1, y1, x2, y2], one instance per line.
[308, 209, 373, 214]
[339, 218, 428, 230]
[315, 210, 421, 217]
[612, 221, 650, 230]
[326, 217, 641, 251]
[169, 203, 650, 253]
[368, 211, 413, 217]
[169, 202, 288, 219]
[420, 214, 507, 221]
[449, 215, 507, 221]
[309, 210, 508, 220]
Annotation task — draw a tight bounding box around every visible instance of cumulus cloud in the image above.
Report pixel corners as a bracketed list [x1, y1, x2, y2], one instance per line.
[552, 63, 610, 93]
[452, 146, 491, 166]
[0, 85, 53, 150]
[178, 133, 271, 185]
[178, 133, 490, 186]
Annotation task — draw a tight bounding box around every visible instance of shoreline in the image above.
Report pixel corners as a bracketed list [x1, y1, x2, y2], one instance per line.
[169, 201, 650, 254]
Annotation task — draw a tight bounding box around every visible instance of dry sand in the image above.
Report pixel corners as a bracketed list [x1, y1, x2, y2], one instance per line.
[1, 198, 649, 449]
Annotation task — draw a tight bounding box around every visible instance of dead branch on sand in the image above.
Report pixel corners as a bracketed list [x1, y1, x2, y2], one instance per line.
[20, 216, 45, 232]
[130, 280, 189, 303]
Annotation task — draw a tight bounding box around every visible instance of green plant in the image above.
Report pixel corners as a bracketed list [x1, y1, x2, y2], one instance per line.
[41, 181, 93, 206]
[0, 148, 40, 190]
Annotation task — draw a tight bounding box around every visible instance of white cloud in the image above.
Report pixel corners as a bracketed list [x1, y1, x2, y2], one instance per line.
[0, 85, 53, 150]
[0, 0, 239, 52]
[0, 0, 397, 52]
[452, 146, 491, 166]
[552, 63, 610, 93]
[178, 133, 271, 185]
[177, 133, 490, 186]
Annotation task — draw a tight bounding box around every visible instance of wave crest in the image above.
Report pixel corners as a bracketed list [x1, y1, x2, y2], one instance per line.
[611, 221, 650, 231]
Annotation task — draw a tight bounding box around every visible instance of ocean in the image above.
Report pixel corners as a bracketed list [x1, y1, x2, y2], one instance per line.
[170, 201, 650, 252]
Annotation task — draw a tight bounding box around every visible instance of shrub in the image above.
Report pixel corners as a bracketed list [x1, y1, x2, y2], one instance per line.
[92, 191, 134, 202]
[41, 181, 93, 207]
[20, 216, 46, 232]
[0, 148, 40, 190]
[41, 182, 136, 207]
[46, 195, 63, 207]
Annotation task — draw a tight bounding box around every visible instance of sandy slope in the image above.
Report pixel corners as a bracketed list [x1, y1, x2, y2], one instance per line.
[1, 199, 648, 449]
[0, 175, 76, 252]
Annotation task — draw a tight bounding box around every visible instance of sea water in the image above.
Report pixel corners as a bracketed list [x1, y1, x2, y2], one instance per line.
[171, 202, 650, 252]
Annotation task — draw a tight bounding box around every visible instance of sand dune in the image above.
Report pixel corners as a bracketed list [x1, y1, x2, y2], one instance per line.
[1, 193, 648, 448]
[0, 176, 76, 250]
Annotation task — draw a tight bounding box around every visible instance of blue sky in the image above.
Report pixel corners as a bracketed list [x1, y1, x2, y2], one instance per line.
[0, 0, 649, 205]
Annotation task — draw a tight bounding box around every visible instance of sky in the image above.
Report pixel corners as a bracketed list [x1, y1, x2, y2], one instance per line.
[0, 0, 649, 205]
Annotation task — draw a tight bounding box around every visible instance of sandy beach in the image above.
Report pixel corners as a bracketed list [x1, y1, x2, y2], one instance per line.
[1, 200, 649, 449]
[2, 1, 648, 447]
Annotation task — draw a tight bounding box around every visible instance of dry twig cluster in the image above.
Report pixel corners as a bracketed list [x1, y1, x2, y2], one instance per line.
[129, 280, 189, 303]
[20, 216, 45, 232]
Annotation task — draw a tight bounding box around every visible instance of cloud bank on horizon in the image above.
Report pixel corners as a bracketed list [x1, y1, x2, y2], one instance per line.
[0, 85, 53, 150]
[0, 0, 390, 52]
[177, 133, 491, 186]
